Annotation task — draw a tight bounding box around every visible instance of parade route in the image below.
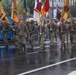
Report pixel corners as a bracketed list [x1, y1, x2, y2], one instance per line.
[0, 38, 76, 75]
[18, 57, 76, 75]
[0, 0, 76, 75]
[68, 71, 76, 75]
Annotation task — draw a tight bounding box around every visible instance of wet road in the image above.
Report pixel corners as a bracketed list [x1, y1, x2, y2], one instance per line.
[0, 38, 76, 75]
[29, 60, 76, 75]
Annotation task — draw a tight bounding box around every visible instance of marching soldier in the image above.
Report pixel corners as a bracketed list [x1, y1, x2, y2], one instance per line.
[12, 23, 19, 53]
[17, 20, 27, 53]
[48, 19, 57, 47]
[27, 20, 36, 49]
[58, 19, 66, 50]
[64, 21, 70, 44]
[69, 20, 76, 46]
[3, 22, 11, 55]
[39, 20, 45, 52]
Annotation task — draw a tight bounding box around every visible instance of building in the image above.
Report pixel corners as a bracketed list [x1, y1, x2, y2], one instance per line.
[50, 0, 76, 7]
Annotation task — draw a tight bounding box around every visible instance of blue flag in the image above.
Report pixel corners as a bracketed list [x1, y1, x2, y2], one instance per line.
[23, 0, 27, 14]
[56, 5, 61, 20]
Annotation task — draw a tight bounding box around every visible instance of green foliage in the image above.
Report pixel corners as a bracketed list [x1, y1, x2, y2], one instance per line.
[70, 5, 76, 17]
[17, 0, 30, 14]
[0, 0, 2, 2]
[26, 0, 34, 14]
[0, 0, 46, 16]
[18, 0, 23, 14]
[1, 1, 12, 17]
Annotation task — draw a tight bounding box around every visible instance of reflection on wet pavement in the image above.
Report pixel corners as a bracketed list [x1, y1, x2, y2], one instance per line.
[0, 39, 76, 75]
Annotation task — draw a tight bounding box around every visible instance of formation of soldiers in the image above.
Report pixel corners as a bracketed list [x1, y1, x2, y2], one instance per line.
[0, 18, 76, 53]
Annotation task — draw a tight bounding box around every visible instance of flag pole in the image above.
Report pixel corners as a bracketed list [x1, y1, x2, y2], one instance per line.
[38, 13, 42, 35]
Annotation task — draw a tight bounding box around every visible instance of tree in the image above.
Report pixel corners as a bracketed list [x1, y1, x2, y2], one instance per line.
[18, 0, 23, 14]
[70, 5, 76, 17]
[0, 0, 2, 2]
[1, 0, 12, 17]
[26, 0, 34, 14]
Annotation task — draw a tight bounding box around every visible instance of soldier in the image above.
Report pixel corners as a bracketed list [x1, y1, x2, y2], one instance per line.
[64, 21, 70, 45]
[17, 20, 27, 53]
[12, 23, 19, 53]
[27, 20, 36, 49]
[58, 19, 66, 50]
[49, 19, 57, 47]
[3, 22, 11, 55]
[69, 20, 76, 46]
[39, 20, 46, 52]
[45, 20, 49, 40]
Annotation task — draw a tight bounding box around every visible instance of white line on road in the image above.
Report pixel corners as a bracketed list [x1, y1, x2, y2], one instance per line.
[68, 71, 76, 75]
[17, 57, 76, 75]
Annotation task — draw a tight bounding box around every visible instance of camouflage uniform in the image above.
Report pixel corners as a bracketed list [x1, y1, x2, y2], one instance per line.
[12, 24, 19, 52]
[39, 22, 45, 52]
[17, 23, 27, 53]
[48, 22, 56, 47]
[65, 23, 70, 43]
[27, 21, 36, 48]
[59, 22, 66, 50]
[3, 23, 11, 51]
[69, 23, 76, 45]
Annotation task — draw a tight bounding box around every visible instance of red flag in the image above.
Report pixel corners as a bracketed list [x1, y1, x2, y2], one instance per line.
[34, 0, 42, 13]
[41, 0, 50, 17]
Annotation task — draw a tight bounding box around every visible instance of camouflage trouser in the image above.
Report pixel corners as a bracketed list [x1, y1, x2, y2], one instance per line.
[40, 34, 45, 49]
[14, 35, 20, 50]
[28, 34, 34, 48]
[70, 33, 73, 44]
[60, 34, 65, 48]
[50, 33, 54, 45]
[4, 34, 8, 51]
[18, 34, 26, 52]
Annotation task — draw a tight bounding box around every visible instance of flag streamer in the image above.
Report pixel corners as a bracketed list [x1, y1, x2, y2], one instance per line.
[41, 0, 50, 18]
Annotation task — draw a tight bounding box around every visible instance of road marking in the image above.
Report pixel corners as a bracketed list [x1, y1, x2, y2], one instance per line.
[17, 57, 76, 75]
[68, 71, 76, 75]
